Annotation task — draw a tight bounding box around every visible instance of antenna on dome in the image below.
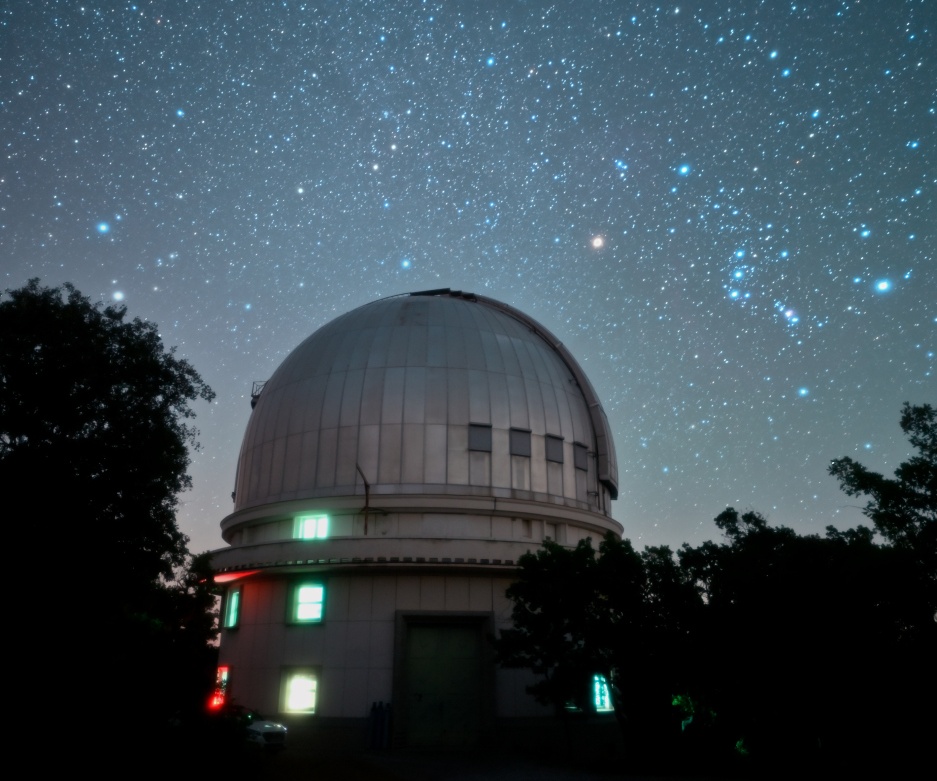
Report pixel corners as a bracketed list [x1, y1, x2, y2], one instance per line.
[250, 380, 267, 408]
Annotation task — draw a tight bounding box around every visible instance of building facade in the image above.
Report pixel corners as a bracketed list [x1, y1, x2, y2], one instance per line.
[211, 289, 620, 747]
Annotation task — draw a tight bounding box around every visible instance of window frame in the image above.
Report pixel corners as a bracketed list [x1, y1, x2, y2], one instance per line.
[223, 586, 241, 629]
[281, 668, 319, 714]
[545, 434, 564, 463]
[509, 427, 531, 457]
[294, 513, 329, 540]
[289, 581, 326, 624]
[468, 423, 492, 452]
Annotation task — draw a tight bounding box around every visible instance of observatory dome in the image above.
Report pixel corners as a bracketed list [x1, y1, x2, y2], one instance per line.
[221, 289, 618, 544]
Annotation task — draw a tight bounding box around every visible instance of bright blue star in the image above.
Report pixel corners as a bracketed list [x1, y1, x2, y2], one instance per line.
[400, 258, 412, 269]
[97, 222, 110, 234]
[176, 109, 185, 117]
[769, 50, 778, 59]
[906, 140, 919, 149]
[874, 279, 892, 293]
[677, 164, 691, 176]
[486, 56, 496, 67]
[798, 387, 809, 397]
[781, 68, 791, 77]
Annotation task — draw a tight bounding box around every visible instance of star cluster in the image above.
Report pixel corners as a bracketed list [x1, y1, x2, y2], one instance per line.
[2, 1, 934, 553]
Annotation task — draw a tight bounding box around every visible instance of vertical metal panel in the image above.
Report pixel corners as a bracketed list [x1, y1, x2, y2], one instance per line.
[447, 423, 469, 485]
[547, 461, 564, 498]
[356, 424, 380, 484]
[257, 439, 275, 500]
[360, 368, 385, 426]
[287, 378, 314, 436]
[349, 327, 376, 369]
[381, 367, 406, 424]
[541, 381, 562, 437]
[487, 371, 510, 430]
[556, 386, 576, 442]
[424, 424, 448, 484]
[562, 451, 576, 500]
[464, 326, 486, 371]
[569, 393, 590, 446]
[331, 328, 358, 373]
[335, 425, 359, 487]
[387, 325, 410, 367]
[298, 430, 319, 489]
[497, 333, 521, 377]
[447, 368, 469, 425]
[525, 337, 554, 385]
[469, 451, 490, 487]
[468, 369, 491, 424]
[282, 432, 303, 494]
[301, 376, 327, 436]
[316, 427, 338, 486]
[525, 376, 546, 435]
[424, 368, 448, 424]
[491, 429, 511, 488]
[445, 322, 467, 367]
[274, 381, 297, 439]
[506, 375, 529, 429]
[406, 324, 428, 367]
[426, 325, 447, 367]
[479, 329, 505, 373]
[321, 371, 347, 434]
[529, 435, 547, 493]
[401, 423, 425, 484]
[511, 454, 530, 491]
[378, 423, 402, 483]
[367, 324, 391, 368]
[340, 369, 365, 427]
[403, 367, 426, 424]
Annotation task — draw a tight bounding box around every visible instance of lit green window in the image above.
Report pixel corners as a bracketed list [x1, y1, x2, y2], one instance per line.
[283, 671, 318, 713]
[593, 674, 614, 712]
[223, 588, 240, 628]
[293, 584, 325, 622]
[295, 514, 329, 539]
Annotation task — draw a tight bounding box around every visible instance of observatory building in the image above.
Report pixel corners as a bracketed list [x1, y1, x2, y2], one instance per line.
[211, 288, 620, 747]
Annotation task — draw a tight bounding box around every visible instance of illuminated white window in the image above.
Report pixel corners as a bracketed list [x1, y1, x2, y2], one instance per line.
[223, 587, 241, 629]
[295, 514, 329, 539]
[293, 584, 325, 623]
[593, 674, 614, 712]
[283, 671, 318, 713]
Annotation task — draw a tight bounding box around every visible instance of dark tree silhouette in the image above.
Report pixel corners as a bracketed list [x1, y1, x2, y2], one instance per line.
[0, 280, 217, 738]
[829, 402, 936, 607]
[495, 534, 703, 768]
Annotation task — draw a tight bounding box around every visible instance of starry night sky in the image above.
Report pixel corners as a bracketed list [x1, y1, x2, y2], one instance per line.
[3, 1, 934, 555]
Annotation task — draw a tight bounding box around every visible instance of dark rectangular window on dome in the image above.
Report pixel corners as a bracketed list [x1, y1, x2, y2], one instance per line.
[574, 443, 589, 471]
[510, 428, 531, 457]
[545, 435, 564, 463]
[468, 423, 492, 452]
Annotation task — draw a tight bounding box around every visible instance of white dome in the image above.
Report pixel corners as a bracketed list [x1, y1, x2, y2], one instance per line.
[222, 289, 617, 543]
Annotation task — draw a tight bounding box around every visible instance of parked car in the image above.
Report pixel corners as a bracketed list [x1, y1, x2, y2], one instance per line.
[215, 703, 288, 750]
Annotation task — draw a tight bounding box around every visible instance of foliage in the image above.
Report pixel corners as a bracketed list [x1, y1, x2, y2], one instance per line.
[497, 405, 935, 772]
[0, 280, 217, 726]
[829, 402, 936, 605]
[494, 533, 703, 763]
